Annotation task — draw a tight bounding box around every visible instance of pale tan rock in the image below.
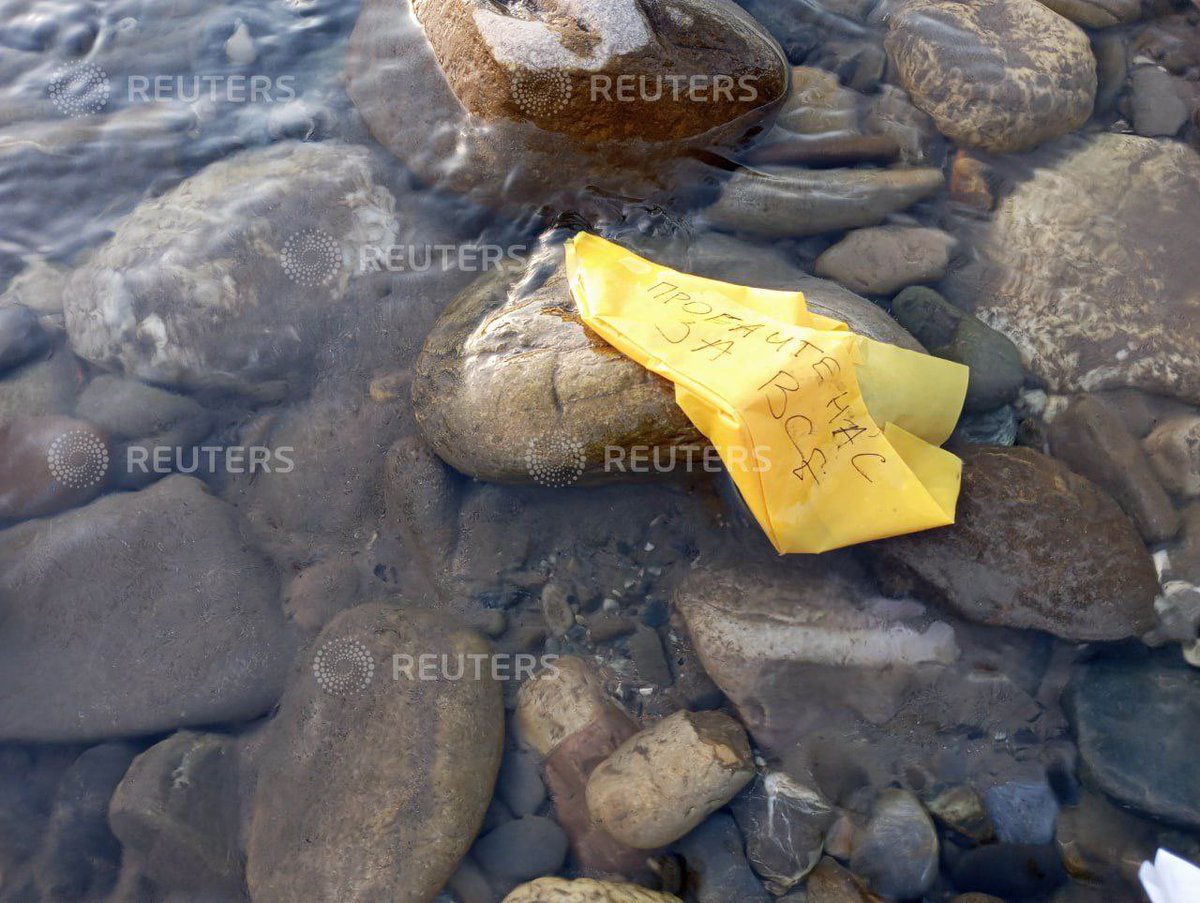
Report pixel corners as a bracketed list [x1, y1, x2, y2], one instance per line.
[503, 877, 679, 902]
[516, 656, 623, 758]
[585, 710, 754, 849]
[885, 0, 1096, 153]
[1145, 417, 1200, 498]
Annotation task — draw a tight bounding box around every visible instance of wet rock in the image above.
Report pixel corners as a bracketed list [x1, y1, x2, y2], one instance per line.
[804, 857, 879, 902]
[732, 772, 835, 893]
[1056, 789, 1157, 887]
[952, 896, 1006, 903]
[0, 303, 48, 373]
[0, 260, 68, 315]
[1144, 416, 1200, 498]
[815, 226, 954, 296]
[1039, 0, 1142, 26]
[1048, 396, 1179, 543]
[0, 745, 78, 883]
[1065, 652, 1200, 830]
[63, 142, 399, 396]
[850, 789, 938, 899]
[676, 812, 771, 903]
[586, 710, 754, 849]
[540, 582, 577, 638]
[247, 605, 504, 903]
[0, 475, 291, 741]
[346, 0, 786, 208]
[892, 287, 1023, 413]
[702, 165, 944, 239]
[627, 626, 673, 687]
[108, 731, 243, 894]
[0, 349, 84, 426]
[945, 134, 1200, 403]
[866, 446, 1159, 641]
[501, 878, 679, 902]
[75, 375, 213, 490]
[497, 744, 547, 819]
[0, 415, 109, 522]
[885, 0, 1096, 153]
[384, 434, 463, 586]
[949, 843, 1066, 899]
[474, 816, 569, 884]
[950, 406, 1018, 448]
[984, 779, 1059, 845]
[27, 743, 138, 901]
[282, 558, 363, 633]
[926, 785, 995, 845]
[516, 657, 648, 877]
[1131, 66, 1189, 137]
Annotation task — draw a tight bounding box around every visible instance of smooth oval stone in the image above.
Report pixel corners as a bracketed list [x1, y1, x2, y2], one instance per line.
[885, 0, 1096, 153]
[945, 134, 1200, 404]
[246, 604, 504, 903]
[0, 304, 49, 373]
[866, 446, 1159, 641]
[1066, 653, 1200, 830]
[850, 789, 938, 899]
[0, 415, 109, 522]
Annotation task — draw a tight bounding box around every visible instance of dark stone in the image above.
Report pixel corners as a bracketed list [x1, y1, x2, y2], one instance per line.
[866, 446, 1159, 642]
[732, 773, 834, 894]
[850, 789, 938, 899]
[627, 626, 673, 687]
[473, 816, 569, 883]
[983, 780, 1059, 845]
[949, 843, 1066, 899]
[676, 812, 772, 903]
[1065, 652, 1200, 830]
[497, 744, 547, 819]
[0, 303, 48, 373]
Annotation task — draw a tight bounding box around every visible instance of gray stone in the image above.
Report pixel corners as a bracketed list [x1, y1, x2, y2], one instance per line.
[703, 165, 944, 239]
[950, 406, 1018, 447]
[626, 626, 672, 687]
[814, 226, 955, 296]
[945, 134, 1200, 404]
[108, 731, 243, 894]
[1131, 66, 1189, 137]
[246, 605, 505, 903]
[1048, 396, 1179, 543]
[867, 446, 1159, 642]
[926, 785, 995, 845]
[1144, 416, 1200, 499]
[0, 348, 84, 427]
[885, 0, 1096, 153]
[892, 287, 1024, 413]
[0, 303, 48, 373]
[473, 816, 568, 883]
[732, 772, 834, 894]
[497, 744, 547, 819]
[984, 780, 1059, 845]
[0, 475, 292, 741]
[850, 789, 938, 899]
[676, 812, 771, 903]
[1066, 652, 1200, 830]
[63, 142, 400, 396]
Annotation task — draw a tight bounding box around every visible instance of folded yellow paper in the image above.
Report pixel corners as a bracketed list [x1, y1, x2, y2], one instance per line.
[564, 232, 969, 554]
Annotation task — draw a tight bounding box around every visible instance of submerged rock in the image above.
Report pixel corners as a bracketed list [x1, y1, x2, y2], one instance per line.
[502, 878, 679, 902]
[814, 226, 954, 296]
[0, 476, 291, 741]
[347, 0, 787, 207]
[0, 303, 48, 374]
[676, 811, 772, 903]
[945, 134, 1200, 404]
[1066, 652, 1200, 830]
[1038, 0, 1142, 27]
[885, 0, 1096, 153]
[247, 605, 504, 903]
[867, 446, 1159, 641]
[1144, 416, 1200, 499]
[732, 772, 835, 894]
[0, 415, 110, 522]
[850, 789, 938, 900]
[63, 141, 400, 397]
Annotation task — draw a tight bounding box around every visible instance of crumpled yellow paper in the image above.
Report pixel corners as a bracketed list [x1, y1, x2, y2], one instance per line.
[564, 232, 970, 554]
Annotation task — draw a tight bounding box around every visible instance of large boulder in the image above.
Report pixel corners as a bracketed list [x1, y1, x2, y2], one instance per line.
[63, 142, 400, 397]
[346, 0, 788, 207]
[0, 475, 292, 742]
[246, 605, 505, 903]
[867, 446, 1159, 642]
[884, 0, 1096, 153]
[945, 134, 1200, 404]
[413, 233, 926, 484]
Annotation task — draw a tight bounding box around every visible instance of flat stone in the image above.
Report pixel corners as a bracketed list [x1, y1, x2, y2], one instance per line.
[1048, 395, 1180, 543]
[885, 0, 1096, 153]
[866, 446, 1159, 642]
[814, 226, 954, 296]
[1065, 652, 1200, 830]
[246, 605, 505, 903]
[0, 476, 291, 741]
[0, 303, 48, 374]
[0, 349, 84, 427]
[945, 134, 1200, 404]
[1131, 66, 1189, 137]
[1038, 0, 1142, 27]
[850, 789, 938, 899]
[1144, 416, 1200, 498]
